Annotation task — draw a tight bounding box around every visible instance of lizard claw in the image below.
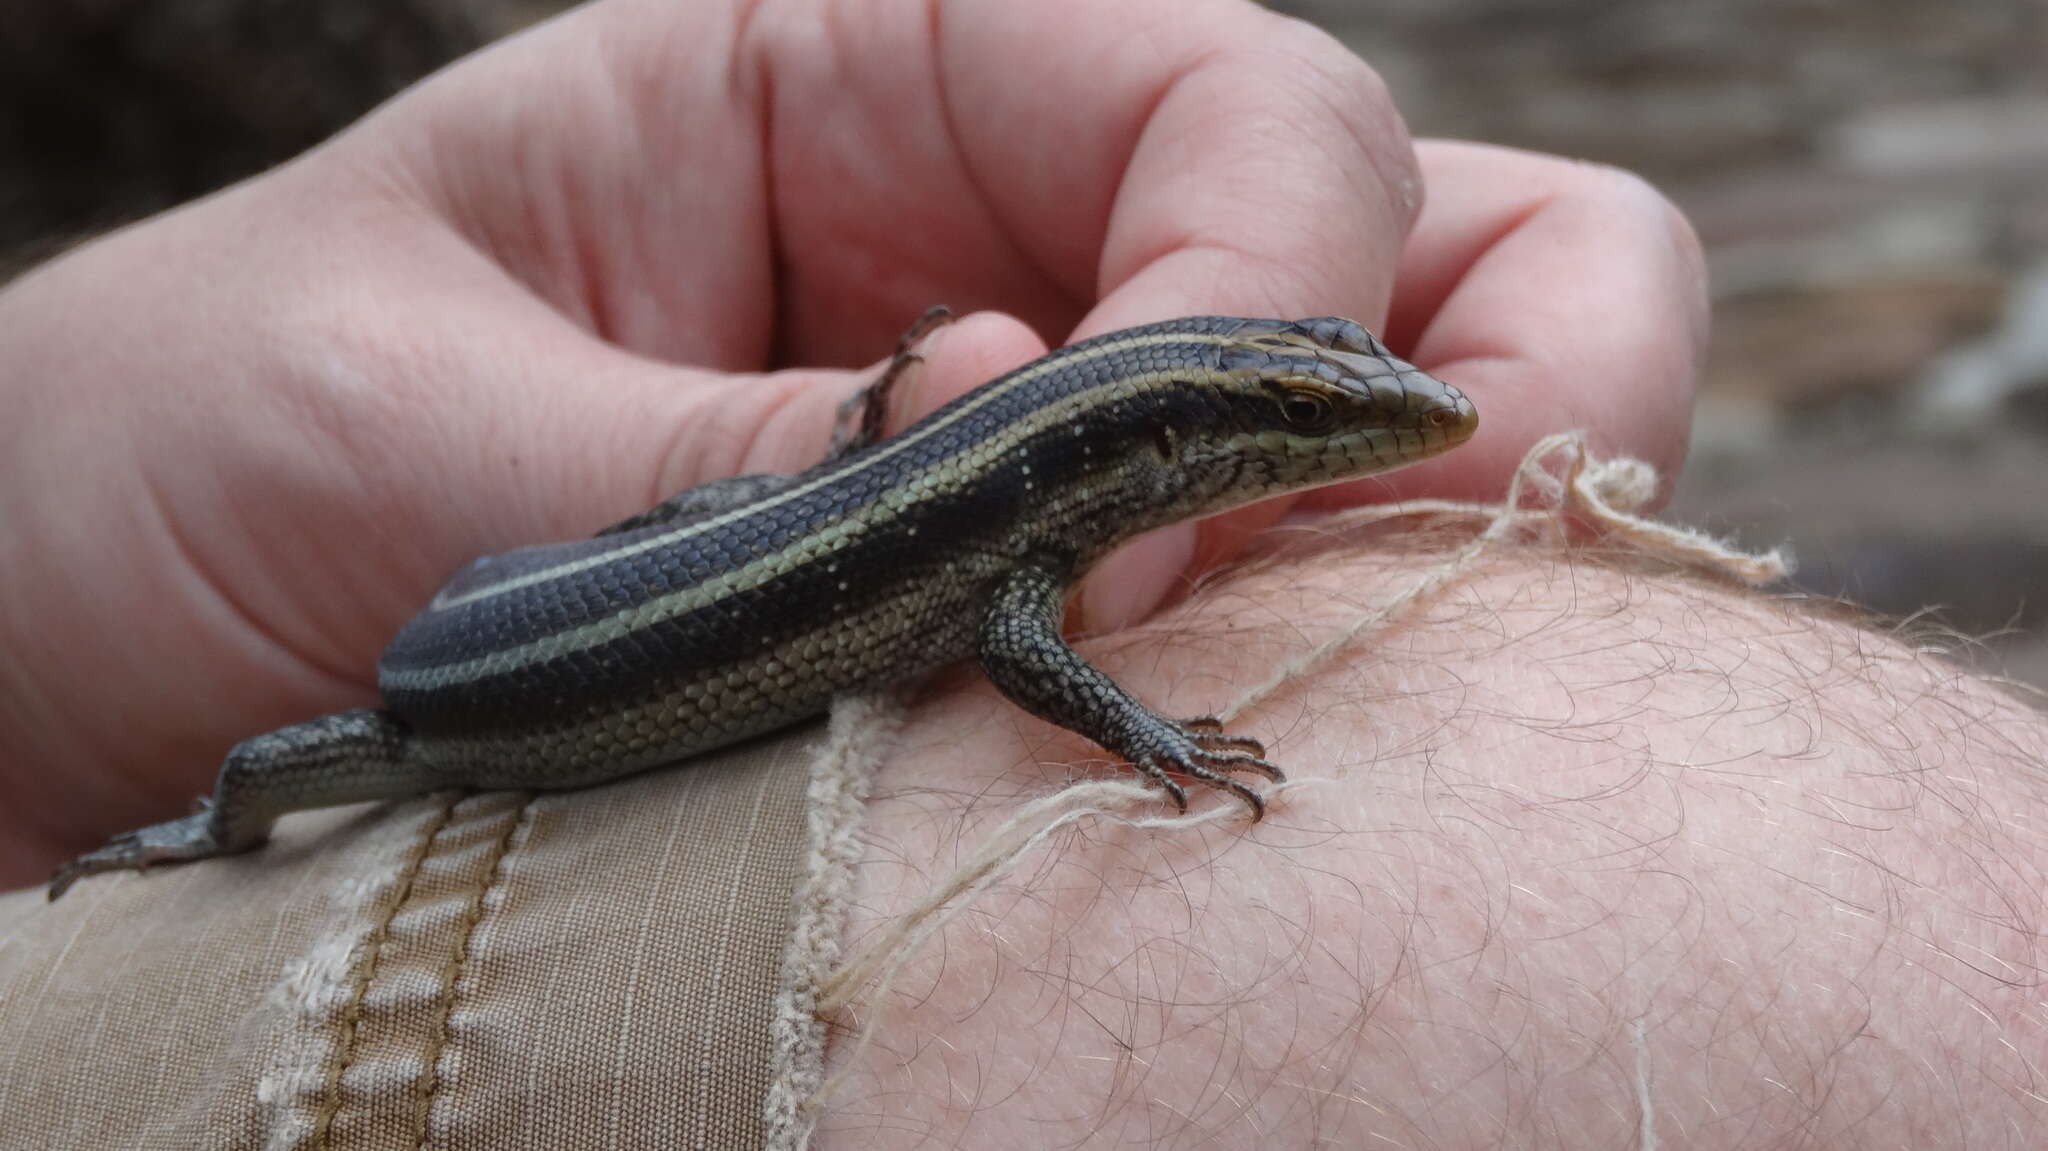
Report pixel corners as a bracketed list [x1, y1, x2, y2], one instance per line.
[1121, 716, 1284, 820]
[1180, 716, 1267, 758]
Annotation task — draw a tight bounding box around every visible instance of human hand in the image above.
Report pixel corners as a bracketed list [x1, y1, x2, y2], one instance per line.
[0, 0, 1703, 883]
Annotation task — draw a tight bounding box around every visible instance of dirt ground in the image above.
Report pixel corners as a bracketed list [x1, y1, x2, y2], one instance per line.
[6, 0, 2043, 684]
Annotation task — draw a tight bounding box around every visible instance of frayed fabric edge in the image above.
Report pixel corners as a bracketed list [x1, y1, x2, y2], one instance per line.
[761, 694, 907, 1150]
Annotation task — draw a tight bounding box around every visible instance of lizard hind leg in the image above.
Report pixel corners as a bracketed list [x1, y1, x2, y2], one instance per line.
[48, 708, 415, 900]
[45, 808, 225, 901]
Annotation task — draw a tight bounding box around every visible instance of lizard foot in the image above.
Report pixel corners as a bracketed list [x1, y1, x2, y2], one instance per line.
[48, 808, 237, 901]
[828, 305, 956, 458]
[1124, 716, 1285, 821]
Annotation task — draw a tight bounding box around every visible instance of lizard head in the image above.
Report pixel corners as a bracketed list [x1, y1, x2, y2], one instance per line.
[1150, 316, 1477, 517]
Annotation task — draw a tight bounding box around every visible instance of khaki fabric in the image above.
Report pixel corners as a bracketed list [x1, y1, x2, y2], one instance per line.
[0, 725, 821, 1150]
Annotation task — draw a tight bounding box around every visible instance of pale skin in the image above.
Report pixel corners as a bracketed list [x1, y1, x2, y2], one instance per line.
[12, 0, 2031, 1130]
[0, 0, 1701, 883]
[826, 548, 2048, 1146]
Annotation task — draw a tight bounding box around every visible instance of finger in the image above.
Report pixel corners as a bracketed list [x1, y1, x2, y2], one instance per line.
[1301, 140, 1708, 509]
[1085, 140, 1709, 628]
[855, 311, 1050, 440]
[929, 0, 1420, 335]
[1024, 7, 1418, 629]
[473, 308, 1044, 556]
[265, 168, 1045, 592]
[610, 309, 1046, 503]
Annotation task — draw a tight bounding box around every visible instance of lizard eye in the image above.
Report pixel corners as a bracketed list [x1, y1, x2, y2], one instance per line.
[1279, 390, 1333, 430]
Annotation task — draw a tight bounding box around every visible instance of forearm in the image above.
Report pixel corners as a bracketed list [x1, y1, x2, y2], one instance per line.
[825, 541, 2048, 1147]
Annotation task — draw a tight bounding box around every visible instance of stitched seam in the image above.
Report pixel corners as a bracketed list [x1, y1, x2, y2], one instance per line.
[410, 793, 535, 1150]
[308, 798, 459, 1150]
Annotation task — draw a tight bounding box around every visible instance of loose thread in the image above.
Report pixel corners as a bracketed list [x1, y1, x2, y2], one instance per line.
[1223, 431, 1788, 720]
[804, 430, 1791, 1111]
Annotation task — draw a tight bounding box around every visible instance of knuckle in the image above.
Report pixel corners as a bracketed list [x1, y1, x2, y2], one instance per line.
[1573, 164, 1706, 270]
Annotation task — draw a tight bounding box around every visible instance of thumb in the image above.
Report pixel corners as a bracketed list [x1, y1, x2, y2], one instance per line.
[593, 311, 1214, 642]
[520, 309, 1049, 538]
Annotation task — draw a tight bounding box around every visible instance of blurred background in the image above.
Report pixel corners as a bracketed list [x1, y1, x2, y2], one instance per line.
[3, 0, 2042, 684]
[1279, 0, 2048, 689]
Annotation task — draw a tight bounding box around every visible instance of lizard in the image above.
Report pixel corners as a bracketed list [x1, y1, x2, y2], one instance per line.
[50, 312, 1477, 899]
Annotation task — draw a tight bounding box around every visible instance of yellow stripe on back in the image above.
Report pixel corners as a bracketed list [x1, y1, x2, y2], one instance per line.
[387, 350, 1240, 690]
[426, 331, 1239, 613]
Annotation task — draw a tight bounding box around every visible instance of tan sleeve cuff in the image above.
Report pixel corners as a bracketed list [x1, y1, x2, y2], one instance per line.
[2, 724, 829, 1149]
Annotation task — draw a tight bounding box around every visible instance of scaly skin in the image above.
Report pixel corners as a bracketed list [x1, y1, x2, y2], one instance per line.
[52, 314, 1476, 899]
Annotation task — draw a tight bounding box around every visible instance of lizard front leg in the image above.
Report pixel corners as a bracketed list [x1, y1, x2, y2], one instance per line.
[975, 555, 1283, 817]
[49, 708, 418, 899]
[826, 304, 954, 459]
